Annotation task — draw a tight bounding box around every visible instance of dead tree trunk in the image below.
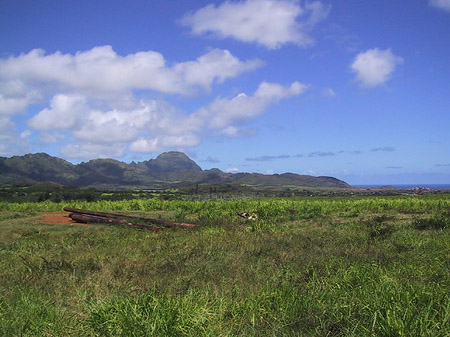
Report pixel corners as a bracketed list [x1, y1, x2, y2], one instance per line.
[63, 207, 196, 229]
[69, 213, 164, 232]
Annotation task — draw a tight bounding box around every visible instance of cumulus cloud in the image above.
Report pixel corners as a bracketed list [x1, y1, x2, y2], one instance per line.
[60, 143, 126, 159]
[429, 0, 450, 12]
[72, 101, 173, 144]
[122, 81, 306, 155]
[28, 96, 200, 155]
[39, 132, 65, 144]
[129, 134, 200, 154]
[28, 94, 87, 131]
[0, 80, 41, 115]
[0, 46, 270, 159]
[174, 49, 263, 90]
[180, 0, 330, 49]
[38, 97, 201, 156]
[20, 80, 304, 159]
[0, 116, 31, 156]
[0, 46, 261, 112]
[351, 48, 403, 88]
[192, 81, 308, 132]
[0, 46, 305, 159]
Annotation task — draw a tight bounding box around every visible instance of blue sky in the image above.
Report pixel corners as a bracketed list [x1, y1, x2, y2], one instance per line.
[0, 0, 449, 185]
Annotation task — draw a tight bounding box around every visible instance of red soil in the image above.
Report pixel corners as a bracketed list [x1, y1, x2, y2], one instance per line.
[41, 211, 85, 225]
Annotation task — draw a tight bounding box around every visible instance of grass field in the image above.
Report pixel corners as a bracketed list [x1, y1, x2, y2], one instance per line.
[0, 195, 449, 336]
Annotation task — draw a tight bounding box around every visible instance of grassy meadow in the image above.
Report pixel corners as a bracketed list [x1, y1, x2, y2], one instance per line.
[0, 194, 449, 336]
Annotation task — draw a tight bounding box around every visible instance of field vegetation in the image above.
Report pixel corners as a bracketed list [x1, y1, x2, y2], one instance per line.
[0, 194, 449, 336]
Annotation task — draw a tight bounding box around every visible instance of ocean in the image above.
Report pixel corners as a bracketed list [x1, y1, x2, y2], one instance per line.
[354, 184, 450, 190]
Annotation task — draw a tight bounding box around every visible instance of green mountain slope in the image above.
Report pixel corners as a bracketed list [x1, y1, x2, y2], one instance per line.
[0, 152, 351, 189]
[0, 153, 78, 184]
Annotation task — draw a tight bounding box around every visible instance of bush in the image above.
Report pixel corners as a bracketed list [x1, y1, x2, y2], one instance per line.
[412, 213, 450, 230]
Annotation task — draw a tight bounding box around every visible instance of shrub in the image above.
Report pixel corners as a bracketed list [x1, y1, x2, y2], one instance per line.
[412, 213, 450, 230]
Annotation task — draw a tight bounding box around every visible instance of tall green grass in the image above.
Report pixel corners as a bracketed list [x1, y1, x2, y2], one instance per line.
[1, 194, 449, 224]
[0, 194, 449, 335]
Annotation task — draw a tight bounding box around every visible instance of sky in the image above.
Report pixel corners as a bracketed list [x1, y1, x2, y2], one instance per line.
[0, 0, 449, 185]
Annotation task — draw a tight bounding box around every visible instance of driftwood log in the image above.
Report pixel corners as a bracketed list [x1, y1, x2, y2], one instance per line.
[63, 207, 196, 229]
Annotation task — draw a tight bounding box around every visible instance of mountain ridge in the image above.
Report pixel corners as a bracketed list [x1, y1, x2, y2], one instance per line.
[0, 152, 351, 189]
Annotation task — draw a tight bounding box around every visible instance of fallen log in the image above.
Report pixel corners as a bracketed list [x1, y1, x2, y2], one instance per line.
[69, 213, 164, 232]
[63, 207, 196, 229]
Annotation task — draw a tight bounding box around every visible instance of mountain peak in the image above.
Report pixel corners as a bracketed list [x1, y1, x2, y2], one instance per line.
[145, 151, 202, 173]
[155, 151, 192, 160]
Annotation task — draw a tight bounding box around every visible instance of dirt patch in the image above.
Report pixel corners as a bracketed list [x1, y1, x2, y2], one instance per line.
[41, 211, 86, 225]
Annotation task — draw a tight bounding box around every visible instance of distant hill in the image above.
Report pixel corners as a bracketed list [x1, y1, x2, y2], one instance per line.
[0, 152, 351, 189]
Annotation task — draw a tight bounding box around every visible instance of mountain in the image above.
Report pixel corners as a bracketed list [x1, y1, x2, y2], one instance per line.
[0, 152, 351, 189]
[139, 151, 202, 173]
[0, 153, 78, 185]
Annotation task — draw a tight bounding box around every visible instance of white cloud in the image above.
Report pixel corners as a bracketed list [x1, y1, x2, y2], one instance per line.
[0, 46, 266, 159]
[20, 130, 32, 139]
[129, 134, 200, 154]
[60, 143, 125, 159]
[174, 49, 263, 90]
[219, 126, 257, 137]
[28, 94, 87, 131]
[226, 167, 240, 173]
[1, 47, 305, 159]
[0, 116, 15, 136]
[0, 46, 261, 106]
[0, 80, 41, 115]
[4, 78, 305, 158]
[181, 0, 330, 49]
[192, 81, 308, 131]
[122, 82, 308, 151]
[351, 48, 403, 88]
[72, 103, 156, 144]
[30, 96, 205, 157]
[430, 0, 450, 12]
[220, 126, 240, 137]
[65, 81, 305, 157]
[36, 97, 201, 157]
[0, 116, 31, 156]
[39, 132, 65, 144]
[0, 93, 37, 115]
[304, 1, 331, 28]
[322, 87, 336, 97]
